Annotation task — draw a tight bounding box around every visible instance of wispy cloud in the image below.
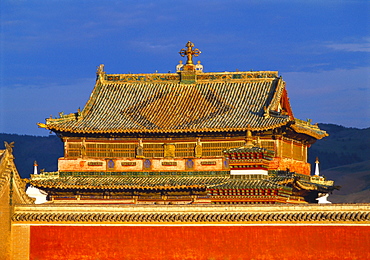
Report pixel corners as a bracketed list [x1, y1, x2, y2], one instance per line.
[129, 41, 177, 52]
[326, 38, 370, 52]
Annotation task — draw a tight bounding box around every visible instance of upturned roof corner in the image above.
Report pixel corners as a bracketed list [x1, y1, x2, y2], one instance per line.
[292, 118, 329, 139]
[0, 142, 35, 205]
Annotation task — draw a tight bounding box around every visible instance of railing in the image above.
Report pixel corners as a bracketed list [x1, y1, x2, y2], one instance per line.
[30, 172, 59, 179]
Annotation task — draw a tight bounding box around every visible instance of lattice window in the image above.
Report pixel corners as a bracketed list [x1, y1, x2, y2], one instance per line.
[175, 143, 195, 157]
[67, 143, 81, 158]
[143, 143, 164, 158]
[85, 143, 136, 158]
[260, 141, 275, 151]
[292, 143, 303, 161]
[202, 141, 245, 157]
[281, 141, 292, 158]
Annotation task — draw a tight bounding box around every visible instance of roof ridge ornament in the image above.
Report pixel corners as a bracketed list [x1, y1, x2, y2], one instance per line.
[96, 64, 105, 80]
[97, 64, 105, 74]
[4, 141, 14, 154]
[179, 41, 202, 83]
[179, 41, 201, 65]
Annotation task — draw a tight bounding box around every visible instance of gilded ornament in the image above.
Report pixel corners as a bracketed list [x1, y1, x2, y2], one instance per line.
[164, 143, 175, 158]
[195, 139, 202, 158]
[179, 41, 201, 65]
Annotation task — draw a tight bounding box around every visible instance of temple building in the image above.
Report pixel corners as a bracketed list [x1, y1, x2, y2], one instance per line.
[31, 41, 337, 204]
[1, 42, 369, 260]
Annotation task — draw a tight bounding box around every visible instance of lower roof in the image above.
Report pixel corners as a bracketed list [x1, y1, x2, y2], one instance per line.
[28, 171, 335, 192]
[29, 175, 229, 191]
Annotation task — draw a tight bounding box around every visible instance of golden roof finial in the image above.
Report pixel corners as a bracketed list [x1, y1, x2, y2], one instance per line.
[179, 41, 201, 65]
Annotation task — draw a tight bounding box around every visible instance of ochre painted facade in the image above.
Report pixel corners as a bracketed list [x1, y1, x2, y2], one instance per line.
[58, 136, 312, 175]
[57, 156, 226, 172]
[269, 157, 310, 175]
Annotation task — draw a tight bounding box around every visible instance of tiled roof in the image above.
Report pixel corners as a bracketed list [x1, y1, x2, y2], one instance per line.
[29, 176, 230, 190]
[40, 73, 292, 134]
[29, 174, 298, 191]
[29, 169, 337, 193]
[209, 179, 289, 190]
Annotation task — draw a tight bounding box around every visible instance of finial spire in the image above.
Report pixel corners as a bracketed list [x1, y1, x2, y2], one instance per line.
[179, 41, 201, 65]
[33, 161, 38, 175]
[314, 157, 320, 176]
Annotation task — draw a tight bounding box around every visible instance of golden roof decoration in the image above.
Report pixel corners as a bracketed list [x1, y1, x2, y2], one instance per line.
[179, 41, 201, 65]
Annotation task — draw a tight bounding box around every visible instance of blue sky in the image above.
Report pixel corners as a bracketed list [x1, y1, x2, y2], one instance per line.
[1, 0, 369, 136]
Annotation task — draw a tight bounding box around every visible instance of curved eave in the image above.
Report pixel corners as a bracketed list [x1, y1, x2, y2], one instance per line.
[40, 120, 291, 135]
[291, 124, 328, 140]
[274, 178, 295, 186]
[293, 180, 316, 191]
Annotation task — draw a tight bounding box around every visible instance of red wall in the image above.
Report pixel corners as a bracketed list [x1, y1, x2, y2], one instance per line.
[30, 225, 370, 260]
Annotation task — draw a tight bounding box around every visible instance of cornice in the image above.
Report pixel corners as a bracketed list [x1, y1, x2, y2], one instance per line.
[12, 204, 370, 224]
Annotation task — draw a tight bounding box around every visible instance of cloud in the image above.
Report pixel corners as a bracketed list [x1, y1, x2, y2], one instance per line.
[326, 38, 370, 53]
[129, 41, 177, 52]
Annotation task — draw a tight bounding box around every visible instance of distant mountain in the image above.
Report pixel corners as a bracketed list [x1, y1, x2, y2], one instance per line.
[307, 124, 370, 203]
[0, 133, 63, 178]
[321, 160, 370, 203]
[308, 123, 370, 171]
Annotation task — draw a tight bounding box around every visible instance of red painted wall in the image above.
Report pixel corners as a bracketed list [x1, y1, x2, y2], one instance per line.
[30, 225, 370, 260]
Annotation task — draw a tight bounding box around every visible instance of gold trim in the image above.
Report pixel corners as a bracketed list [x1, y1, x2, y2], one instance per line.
[44, 121, 290, 135]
